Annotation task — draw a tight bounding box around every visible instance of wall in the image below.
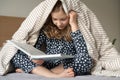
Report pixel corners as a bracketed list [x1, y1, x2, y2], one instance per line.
[0, 0, 42, 17]
[0, 16, 25, 47]
[0, 0, 120, 51]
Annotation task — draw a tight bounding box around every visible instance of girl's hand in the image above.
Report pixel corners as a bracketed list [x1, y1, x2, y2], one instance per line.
[69, 10, 79, 32]
[32, 59, 44, 65]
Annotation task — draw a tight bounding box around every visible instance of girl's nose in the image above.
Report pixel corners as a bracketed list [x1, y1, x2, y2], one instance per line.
[57, 21, 62, 26]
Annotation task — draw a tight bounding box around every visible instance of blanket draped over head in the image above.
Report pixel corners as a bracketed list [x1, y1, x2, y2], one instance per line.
[0, 0, 120, 76]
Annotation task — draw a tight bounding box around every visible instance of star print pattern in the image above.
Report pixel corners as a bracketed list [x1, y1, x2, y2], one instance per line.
[11, 30, 94, 75]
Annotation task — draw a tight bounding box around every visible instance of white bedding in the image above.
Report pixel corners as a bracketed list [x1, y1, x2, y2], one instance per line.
[0, 73, 120, 80]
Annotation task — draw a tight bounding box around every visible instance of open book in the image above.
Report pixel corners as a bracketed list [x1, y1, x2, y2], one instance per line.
[7, 40, 74, 60]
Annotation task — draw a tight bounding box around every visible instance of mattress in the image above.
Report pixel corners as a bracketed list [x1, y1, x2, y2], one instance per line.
[0, 73, 119, 80]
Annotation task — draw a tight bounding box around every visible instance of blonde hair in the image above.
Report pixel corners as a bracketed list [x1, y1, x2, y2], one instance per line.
[42, 0, 72, 42]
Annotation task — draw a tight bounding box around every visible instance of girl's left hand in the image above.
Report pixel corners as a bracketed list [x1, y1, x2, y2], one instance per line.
[69, 10, 79, 32]
[32, 59, 44, 65]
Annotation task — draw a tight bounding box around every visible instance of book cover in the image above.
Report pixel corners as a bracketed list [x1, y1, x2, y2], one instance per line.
[7, 40, 74, 60]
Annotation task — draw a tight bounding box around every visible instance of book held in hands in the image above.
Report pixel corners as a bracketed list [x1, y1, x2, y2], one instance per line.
[7, 40, 74, 60]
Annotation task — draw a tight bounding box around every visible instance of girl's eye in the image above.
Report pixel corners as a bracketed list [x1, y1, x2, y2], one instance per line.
[52, 18, 67, 21]
[61, 18, 66, 21]
[53, 19, 57, 21]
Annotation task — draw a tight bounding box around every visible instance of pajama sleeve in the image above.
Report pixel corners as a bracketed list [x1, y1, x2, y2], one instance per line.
[34, 31, 46, 49]
[71, 30, 94, 74]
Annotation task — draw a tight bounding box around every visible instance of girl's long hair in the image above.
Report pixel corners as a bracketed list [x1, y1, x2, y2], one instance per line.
[42, 0, 72, 42]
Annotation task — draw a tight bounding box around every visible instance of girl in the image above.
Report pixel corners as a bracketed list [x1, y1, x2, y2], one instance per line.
[10, 0, 94, 78]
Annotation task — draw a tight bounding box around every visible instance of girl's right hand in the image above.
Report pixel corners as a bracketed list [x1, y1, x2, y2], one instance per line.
[69, 10, 79, 32]
[32, 59, 44, 65]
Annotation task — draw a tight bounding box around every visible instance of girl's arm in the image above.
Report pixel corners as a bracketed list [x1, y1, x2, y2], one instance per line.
[70, 30, 94, 73]
[34, 31, 46, 49]
[69, 10, 94, 73]
[32, 31, 46, 65]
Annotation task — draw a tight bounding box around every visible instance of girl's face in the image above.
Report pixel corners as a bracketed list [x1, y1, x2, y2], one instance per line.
[51, 9, 69, 30]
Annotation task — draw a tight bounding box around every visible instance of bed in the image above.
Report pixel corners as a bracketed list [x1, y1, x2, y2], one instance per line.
[0, 73, 119, 80]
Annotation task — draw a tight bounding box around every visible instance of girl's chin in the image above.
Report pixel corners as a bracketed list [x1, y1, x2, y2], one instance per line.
[58, 27, 66, 30]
